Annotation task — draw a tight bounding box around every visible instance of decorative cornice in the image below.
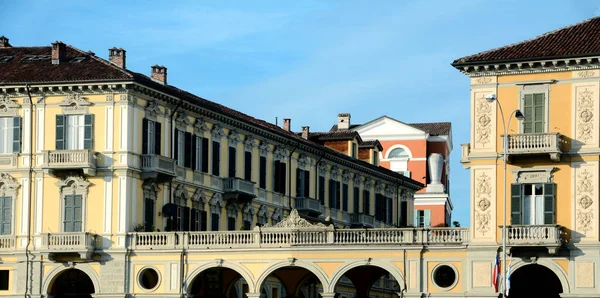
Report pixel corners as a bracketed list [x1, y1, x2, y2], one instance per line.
[57, 175, 91, 196]
[457, 56, 600, 77]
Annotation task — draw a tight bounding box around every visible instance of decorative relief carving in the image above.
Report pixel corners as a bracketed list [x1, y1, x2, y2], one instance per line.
[271, 208, 283, 222]
[192, 189, 207, 210]
[475, 77, 492, 84]
[263, 209, 326, 229]
[342, 171, 351, 184]
[0, 173, 20, 197]
[274, 147, 287, 161]
[58, 94, 92, 114]
[244, 135, 257, 149]
[211, 124, 225, 139]
[194, 118, 209, 135]
[174, 184, 188, 206]
[228, 130, 242, 145]
[0, 95, 20, 117]
[385, 186, 395, 198]
[318, 162, 328, 173]
[576, 169, 595, 235]
[57, 176, 91, 197]
[209, 193, 224, 215]
[577, 70, 596, 78]
[242, 203, 256, 222]
[145, 99, 162, 120]
[330, 166, 339, 180]
[353, 174, 362, 186]
[512, 168, 555, 184]
[175, 112, 192, 130]
[142, 180, 159, 201]
[474, 173, 492, 236]
[375, 181, 384, 193]
[475, 94, 493, 147]
[105, 95, 113, 102]
[259, 142, 271, 156]
[298, 155, 308, 169]
[576, 88, 595, 143]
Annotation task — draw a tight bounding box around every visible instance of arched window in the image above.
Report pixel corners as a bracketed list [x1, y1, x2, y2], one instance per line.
[388, 148, 410, 159]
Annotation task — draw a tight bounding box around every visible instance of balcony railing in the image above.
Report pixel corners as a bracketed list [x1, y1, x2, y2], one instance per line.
[141, 154, 176, 180]
[350, 213, 375, 227]
[128, 227, 469, 250]
[0, 236, 16, 251]
[223, 177, 256, 201]
[41, 232, 97, 259]
[42, 150, 97, 175]
[504, 225, 564, 254]
[504, 133, 564, 161]
[295, 197, 322, 215]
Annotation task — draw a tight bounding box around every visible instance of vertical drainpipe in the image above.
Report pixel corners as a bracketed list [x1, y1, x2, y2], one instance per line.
[24, 85, 34, 298]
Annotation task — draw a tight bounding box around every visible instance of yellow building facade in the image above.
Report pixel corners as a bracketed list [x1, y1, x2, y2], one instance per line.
[455, 17, 600, 298]
[0, 37, 475, 298]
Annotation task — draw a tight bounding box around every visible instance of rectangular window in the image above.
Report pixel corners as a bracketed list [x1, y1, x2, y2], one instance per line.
[211, 213, 219, 231]
[372, 151, 378, 166]
[353, 186, 360, 213]
[0, 197, 11, 235]
[56, 114, 93, 150]
[318, 176, 325, 204]
[0, 117, 20, 154]
[414, 210, 431, 228]
[342, 183, 349, 212]
[63, 195, 82, 232]
[201, 138, 209, 173]
[184, 132, 193, 168]
[296, 169, 311, 197]
[511, 183, 555, 225]
[191, 208, 200, 231]
[400, 201, 408, 227]
[273, 160, 286, 195]
[363, 189, 370, 215]
[201, 210, 208, 231]
[243, 220, 251, 230]
[228, 146, 237, 178]
[259, 156, 267, 189]
[144, 198, 154, 232]
[244, 150, 252, 181]
[142, 119, 161, 155]
[212, 141, 220, 176]
[523, 93, 546, 133]
[0, 270, 8, 290]
[227, 217, 236, 231]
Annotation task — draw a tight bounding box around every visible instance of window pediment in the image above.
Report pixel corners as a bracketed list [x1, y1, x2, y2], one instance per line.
[58, 94, 92, 115]
[0, 173, 20, 197]
[0, 96, 20, 117]
[57, 175, 90, 197]
[511, 167, 555, 184]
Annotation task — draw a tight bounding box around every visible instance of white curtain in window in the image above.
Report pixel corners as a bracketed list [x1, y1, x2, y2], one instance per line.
[0, 118, 13, 154]
[66, 115, 85, 150]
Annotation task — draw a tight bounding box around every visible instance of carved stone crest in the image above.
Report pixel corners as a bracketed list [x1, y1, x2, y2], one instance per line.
[579, 195, 593, 210]
[145, 99, 162, 120]
[228, 130, 242, 145]
[175, 112, 192, 131]
[211, 124, 225, 139]
[244, 135, 257, 149]
[274, 147, 287, 161]
[342, 171, 351, 184]
[58, 94, 92, 114]
[263, 209, 326, 229]
[259, 142, 271, 156]
[194, 118, 209, 135]
[0, 95, 20, 117]
[330, 166, 339, 180]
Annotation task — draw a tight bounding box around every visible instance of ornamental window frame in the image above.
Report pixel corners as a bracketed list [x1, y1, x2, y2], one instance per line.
[517, 82, 552, 134]
[0, 174, 19, 236]
[57, 175, 91, 232]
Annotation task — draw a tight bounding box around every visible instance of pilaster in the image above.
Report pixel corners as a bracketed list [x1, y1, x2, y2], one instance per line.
[470, 165, 497, 243]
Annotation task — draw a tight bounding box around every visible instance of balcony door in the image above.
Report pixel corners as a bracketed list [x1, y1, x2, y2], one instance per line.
[522, 184, 544, 225]
[511, 183, 555, 225]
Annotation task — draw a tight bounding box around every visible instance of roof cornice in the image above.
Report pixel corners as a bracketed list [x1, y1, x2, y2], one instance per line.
[453, 55, 600, 77]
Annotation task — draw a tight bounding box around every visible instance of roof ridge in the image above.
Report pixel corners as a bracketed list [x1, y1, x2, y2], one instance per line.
[66, 44, 133, 78]
[453, 15, 600, 64]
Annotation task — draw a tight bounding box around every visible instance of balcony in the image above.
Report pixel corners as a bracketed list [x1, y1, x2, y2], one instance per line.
[223, 177, 256, 202]
[350, 213, 375, 228]
[0, 236, 16, 251]
[141, 154, 176, 181]
[42, 150, 98, 176]
[503, 225, 564, 254]
[41, 232, 97, 260]
[295, 197, 322, 216]
[504, 133, 564, 161]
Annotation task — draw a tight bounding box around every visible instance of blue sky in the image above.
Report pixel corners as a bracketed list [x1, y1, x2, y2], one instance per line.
[2, 0, 599, 226]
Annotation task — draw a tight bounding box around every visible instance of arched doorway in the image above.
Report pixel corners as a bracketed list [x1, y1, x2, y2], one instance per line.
[48, 269, 95, 298]
[333, 265, 400, 298]
[188, 267, 249, 298]
[258, 266, 325, 298]
[509, 264, 562, 298]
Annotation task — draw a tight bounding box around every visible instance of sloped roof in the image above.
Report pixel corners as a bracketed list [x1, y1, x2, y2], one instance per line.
[300, 130, 362, 142]
[359, 140, 383, 151]
[331, 118, 451, 136]
[453, 16, 600, 65]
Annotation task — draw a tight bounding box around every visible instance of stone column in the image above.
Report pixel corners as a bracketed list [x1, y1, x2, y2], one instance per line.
[320, 293, 338, 298]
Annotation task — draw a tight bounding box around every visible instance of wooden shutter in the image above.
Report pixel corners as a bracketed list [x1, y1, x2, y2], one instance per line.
[363, 190, 370, 215]
[279, 162, 286, 195]
[0, 197, 11, 235]
[228, 146, 236, 177]
[318, 176, 325, 204]
[83, 114, 93, 149]
[342, 184, 348, 212]
[510, 184, 523, 225]
[144, 198, 154, 232]
[142, 119, 149, 155]
[544, 183, 555, 224]
[191, 135, 197, 171]
[353, 186, 360, 213]
[259, 156, 266, 188]
[534, 93, 545, 133]
[12, 117, 20, 153]
[183, 206, 191, 231]
[201, 211, 208, 231]
[244, 151, 252, 181]
[56, 115, 65, 150]
[173, 129, 179, 161]
[64, 195, 74, 232]
[296, 168, 302, 197]
[304, 170, 310, 198]
[74, 195, 82, 232]
[212, 141, 220, 176]
[155, 122, 161, 155]
[273, 160, 280, 192]
[424, 210, 431, 228]
[336, 181, 341, 210]
[413, 211, 418, 227]
[202, 138, 209, 173]
[328, 179, 335, 208]
[228, 217, 236, 231]
[211, 213, 219, 231]
[184, 132, 192, 168]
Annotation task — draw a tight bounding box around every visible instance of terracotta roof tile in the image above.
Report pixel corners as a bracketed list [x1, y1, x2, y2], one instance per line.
[407, 122, 451, 136]
[453, 16, 600, 65]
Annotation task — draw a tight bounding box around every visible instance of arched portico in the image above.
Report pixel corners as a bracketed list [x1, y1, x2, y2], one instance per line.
[255, 260, 330, 297]
[186, 261, 257, 296]
[508, 258, 569, 295]
[328, 259, 404, 293]
[328, 260, 404, 297]
[42, 265, 101, 297]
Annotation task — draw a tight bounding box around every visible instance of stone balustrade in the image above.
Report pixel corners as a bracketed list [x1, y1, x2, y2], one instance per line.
[127, 227, 469, 250]
[0, 236, 16, 251]
[502, 225, 564, 254]
[41, 232, 97, 259]
[141, 154, 176, 179]
[295, 197, 322, 215]
[42, 150, 97, 175]
[504, 133, 564, 161]
[350, 213, 375, 227]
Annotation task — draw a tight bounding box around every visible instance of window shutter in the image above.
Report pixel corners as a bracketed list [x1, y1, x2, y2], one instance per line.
[328, 179, 334, 208]
[363, 190, 370, 215]
[83, 114, 93, 149]
[534, 93, 545, 133]
[144, 198, 154, 232]
[318, 176, 325, 204]
[174, 129, 179, 161]
[353, 187, 360, 213]
[296, 168, 302, 197]
[544, 183, 555, 224]
[259, 156, 266, 189]
[201, 211, 208, 231]
[510, 184, 523, 225]
[424, 210, 431, 228]
[212, 141, 220, 176]
[0, 197, 11, 235]
[342, 184, 348, 212]
[56, 115, 65, 150]
[304, 170, 310, 198]
[155, 122, 161, 155]
[211, 213, 219, 231]
[64, 196, 73, 232]
[184, 132, 192, 168]
[142, 119, 149, 155]
[191, 136, 197, 171]
[12, 117, 20, 153]
[336, 182, 341, 210]
[228, 146, 236, 177]
[273, 160, 280, 192]
[280, 162, 286, 195]
[201, 138, 209, 173]
[183, 206, 191, 231]
[244, 151, 252, 181]
[413, 210, 418, 227]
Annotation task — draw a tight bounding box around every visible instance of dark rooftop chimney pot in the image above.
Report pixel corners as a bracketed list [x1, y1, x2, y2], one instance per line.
[51, 41, 66, 65]
[302, 126, 310, 139]
[151, 65, 167, 85]
[0, 36, 11, 48]
[283, 118, 291, 132]
[109, 47, 126, 68]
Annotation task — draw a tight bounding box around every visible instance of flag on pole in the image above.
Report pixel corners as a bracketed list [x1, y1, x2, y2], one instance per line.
[492, 253, 500, 292]
[505, 264, 511, 296]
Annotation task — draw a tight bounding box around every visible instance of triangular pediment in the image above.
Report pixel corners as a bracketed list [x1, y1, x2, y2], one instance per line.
[353, 116, 427, 139]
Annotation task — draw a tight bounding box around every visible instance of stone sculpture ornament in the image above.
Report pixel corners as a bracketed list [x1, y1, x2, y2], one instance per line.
[576, 169, 595, 234]
[577, 89, 595, 143]
[263, 209, 326, 229]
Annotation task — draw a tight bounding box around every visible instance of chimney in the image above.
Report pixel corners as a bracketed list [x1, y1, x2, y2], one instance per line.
[283, 118, 291, 132]
[51, 41, 66, 65]
[0, 36, 11, 48]
[302, 126, 310, 139]
[109, 47, 126, 68]
[338, 113, 351, 130]
[151, 65, 167, 85]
